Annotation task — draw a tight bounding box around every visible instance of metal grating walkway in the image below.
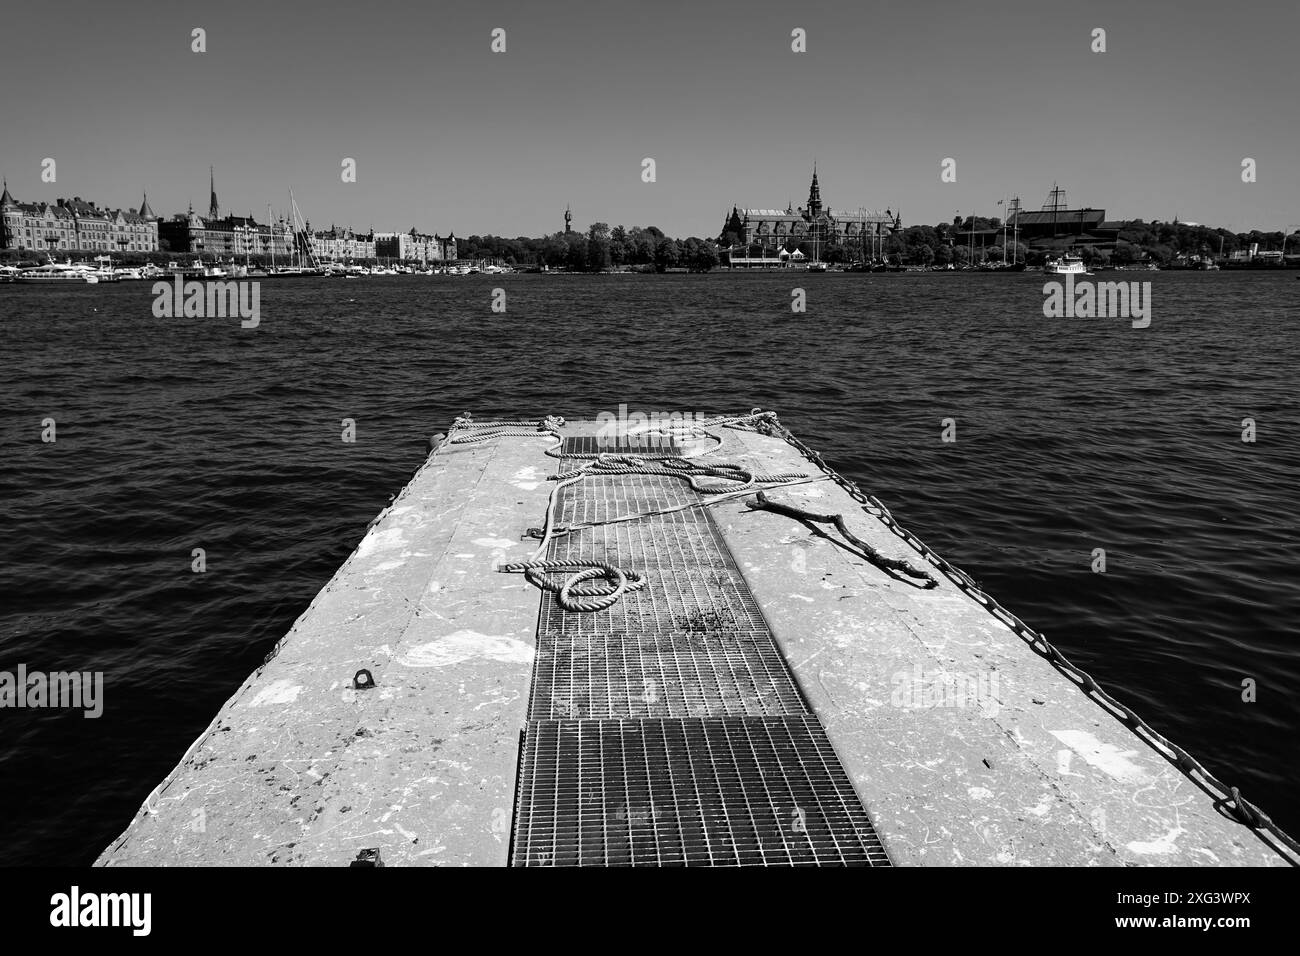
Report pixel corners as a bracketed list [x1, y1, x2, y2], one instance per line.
[560, 435, 678, 457]
[510, 442, 891, 866]
[511, 717, 891, 867]
[530, 630, 808, 719]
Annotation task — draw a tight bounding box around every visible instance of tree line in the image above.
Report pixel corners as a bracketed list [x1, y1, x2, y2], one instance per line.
[456, 224, 720, 272]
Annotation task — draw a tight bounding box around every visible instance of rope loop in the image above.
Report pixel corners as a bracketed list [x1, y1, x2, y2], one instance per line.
[500, 559, 646, 613]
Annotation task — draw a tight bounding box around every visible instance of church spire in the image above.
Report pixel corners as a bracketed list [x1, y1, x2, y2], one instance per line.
[208, 166, 219, 220]
[807, 163, 822, 217]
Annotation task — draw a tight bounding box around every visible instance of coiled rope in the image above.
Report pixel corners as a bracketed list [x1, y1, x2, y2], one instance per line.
[497, 559, 647, 613]
[447, 414, 566, 445]
[475, 409, 807, 612]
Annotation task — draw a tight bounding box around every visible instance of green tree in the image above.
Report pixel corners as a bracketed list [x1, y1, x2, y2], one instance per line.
[1111, 241, 1139, 265]
[686, 238, 719, 272]
[653, 237, 680, 272]
[565, 235, 589, 271]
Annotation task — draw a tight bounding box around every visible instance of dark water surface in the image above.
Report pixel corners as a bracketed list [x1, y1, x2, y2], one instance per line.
[1, 271, 1296, 865]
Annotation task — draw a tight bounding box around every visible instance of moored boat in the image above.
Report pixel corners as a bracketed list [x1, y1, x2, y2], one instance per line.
[1044, 254, 1088, 275]
[14, 261, 99, 283]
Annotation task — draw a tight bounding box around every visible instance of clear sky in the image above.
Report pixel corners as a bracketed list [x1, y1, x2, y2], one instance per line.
[1, 0, 1295, 237]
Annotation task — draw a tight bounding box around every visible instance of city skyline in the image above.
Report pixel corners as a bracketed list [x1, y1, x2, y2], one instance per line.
[0, 0, 1296, 239]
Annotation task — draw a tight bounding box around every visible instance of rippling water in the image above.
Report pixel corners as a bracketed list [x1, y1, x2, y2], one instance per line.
[1, 271, 1296, 865]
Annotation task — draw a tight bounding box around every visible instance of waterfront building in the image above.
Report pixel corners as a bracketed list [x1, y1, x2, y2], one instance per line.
[374, 229, 444, 264]
[156, 169, 302, 260]
[0, 182, 159, 254]
[158, 206, 298, 260]
[1005, 186, 1122, 246]
[311, 225, 377, 262]
[721, 166, 901, 253]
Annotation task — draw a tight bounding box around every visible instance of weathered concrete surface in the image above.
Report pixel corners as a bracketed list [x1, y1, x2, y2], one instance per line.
[97, 434, 556, 866]
[98, 416, 1293, 867]
[708, 426, 1290, 866]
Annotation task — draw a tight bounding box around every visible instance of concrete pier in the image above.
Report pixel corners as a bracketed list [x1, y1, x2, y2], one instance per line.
[97, 416, 1293, 866]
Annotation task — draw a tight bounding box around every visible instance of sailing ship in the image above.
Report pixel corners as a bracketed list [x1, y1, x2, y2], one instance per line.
[268, 190, 326, 277]
[806, 224, 828, 272]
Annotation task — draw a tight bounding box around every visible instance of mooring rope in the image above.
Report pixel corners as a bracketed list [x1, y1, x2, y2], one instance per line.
[543, 408, 778, 460]
[497, 559, 648, 613]
[447, 414, 566, 445]
[750, 489, 939, 588]
[481, 409, 808, 613]
[552, 454, 808, 495]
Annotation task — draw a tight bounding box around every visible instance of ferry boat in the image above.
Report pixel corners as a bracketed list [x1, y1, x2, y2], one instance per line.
[14, 261, 99, 283]
[1044, 254, 1088, 275]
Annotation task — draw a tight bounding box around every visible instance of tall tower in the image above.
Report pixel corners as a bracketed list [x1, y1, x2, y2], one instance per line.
[564, 204, 572, 235]
[208, 166, 219, 221]
[807, 164, 823, 218]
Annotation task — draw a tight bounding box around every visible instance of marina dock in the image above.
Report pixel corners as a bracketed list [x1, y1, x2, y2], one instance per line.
[97, 413, 1295, 867]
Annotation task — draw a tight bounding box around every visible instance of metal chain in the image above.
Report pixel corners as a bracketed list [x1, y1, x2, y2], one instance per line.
[752, 408, 1300, 865]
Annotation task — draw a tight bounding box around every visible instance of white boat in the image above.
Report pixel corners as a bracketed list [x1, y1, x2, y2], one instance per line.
[1044, 254, 1088, 275]
[90, 255, 120, 282]
[14, 261, 99, 283]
